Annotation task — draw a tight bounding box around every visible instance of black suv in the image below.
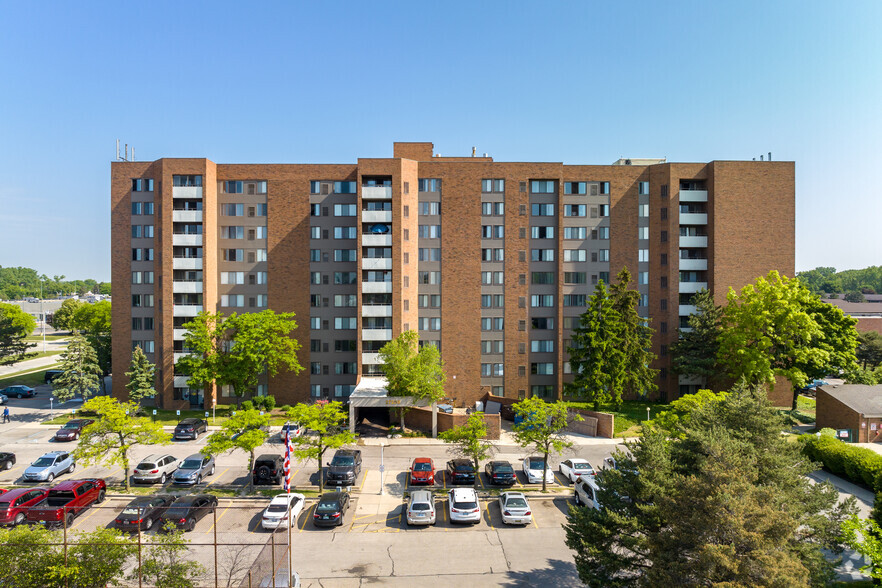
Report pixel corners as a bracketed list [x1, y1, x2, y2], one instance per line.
[44, 370, 63, 384]
[446, 459, 476, 484]
[253, 454, 284, 485]
[326, 449, 362, 487]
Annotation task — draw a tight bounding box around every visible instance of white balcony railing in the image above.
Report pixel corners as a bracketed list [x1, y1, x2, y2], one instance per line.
[679, 189, 708, 202]
[174, 352, 192, 364]
[361, 328, 393, 341]
[678, 258, 708, 271]
[679, 235, 708, 248]
[679, 213, 708, 225]
[679, 304, 697, 316]
[679, 281, 708, 294]
[173, 257, 203, 270]
[361, 210, 392, 223]
[173, 329, 187, 340]
[362, 234, 392, 247]
[362, 353, 381, 366]
[173, 375, 191, 388]
[362, 257, 392, 271]
[361, 304, 393, 317]
[173, 305, 203, 317]
[362, 186, 392, 199]
[172, 210, 203, 223]
[172, 186, 203, 199]
[362, 281, 393, 294]
[173, 281, 203, 294]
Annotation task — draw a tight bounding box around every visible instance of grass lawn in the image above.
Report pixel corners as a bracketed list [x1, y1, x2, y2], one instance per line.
[564, 399, 672, 437]
[25, 334, 69, 342]
[0, 366, 61, 389]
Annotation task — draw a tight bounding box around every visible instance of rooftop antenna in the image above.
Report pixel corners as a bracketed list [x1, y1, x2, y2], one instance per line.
[759, 154, 763, 161]
[125, 143, 128, 161]
[472, 146, 476, 157]
[132, 146, 135, 161]
[768, 151, 771, 161]
[116, 139, 120, 161]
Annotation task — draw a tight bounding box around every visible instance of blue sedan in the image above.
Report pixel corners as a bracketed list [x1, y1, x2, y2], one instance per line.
[0, 386, 35, 399]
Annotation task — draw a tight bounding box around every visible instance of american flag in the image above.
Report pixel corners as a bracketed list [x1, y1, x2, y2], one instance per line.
[283, 428, 292, 492]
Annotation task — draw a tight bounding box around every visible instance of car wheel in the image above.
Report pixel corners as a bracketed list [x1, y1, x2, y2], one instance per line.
[160, 473, 166, 484]
[73, 433, 78, 440]
[187, 518, 195, 532]
[196, 476, 202, 485]
[574, 493, 581, 506]
[97, 490, 105, 503]
[17, 393, 22, 399]
[65, 513, 74, 528]
[4, 461, 11, 470]
[68, 463, 75, 474]
[47, 473, 54, 483]
[209, 466, 215, 475]
[143, 517, 153, 530]
[13, 513, 24, 526]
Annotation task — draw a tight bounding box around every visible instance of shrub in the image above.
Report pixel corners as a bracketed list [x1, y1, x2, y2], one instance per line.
[263, 396, 276, 411]
[241, 400, 254, 411]
[803, 433, 882, 490]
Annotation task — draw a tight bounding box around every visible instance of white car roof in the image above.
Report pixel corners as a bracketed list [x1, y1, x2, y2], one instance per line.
[269, 493, 304, 506]
[450, 487, 477, 500]
[569, 458, 592, 464]
[501, 491, 527, 500]
[409, 490, 433, 503]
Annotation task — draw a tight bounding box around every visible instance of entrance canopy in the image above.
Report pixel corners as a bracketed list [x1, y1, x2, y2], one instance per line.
[348, 377, 437, 436]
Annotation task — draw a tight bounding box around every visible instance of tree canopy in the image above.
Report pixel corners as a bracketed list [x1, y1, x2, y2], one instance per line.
[669, 289, 723, 386]
[512, 397, 577, 492]
[52, 298, 84, 331]
[0, 266, 108, 300]
[0, 302, 36, 365]
[857, 331, 882, 370]
[125, 345, 156, 402]
[439, 412, 493, 482]
[286, 401, 356, 492]
[70, 300, 112, 381]
[52, 331, 103, 403]
[203, 408, 270, 490]
[797, 265, 882, 296]
[379, 330, 446, 427]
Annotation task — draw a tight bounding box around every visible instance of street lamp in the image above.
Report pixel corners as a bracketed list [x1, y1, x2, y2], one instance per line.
[40, 279, 46, 353]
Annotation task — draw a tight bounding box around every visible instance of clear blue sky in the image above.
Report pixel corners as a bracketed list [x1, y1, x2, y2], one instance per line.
[1, 1, 879, 282]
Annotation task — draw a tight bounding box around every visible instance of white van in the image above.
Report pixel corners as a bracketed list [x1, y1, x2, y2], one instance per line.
[573, 476, 601, 510]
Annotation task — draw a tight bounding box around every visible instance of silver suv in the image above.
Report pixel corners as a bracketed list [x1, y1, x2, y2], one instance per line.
[23, 451, 75, 483]
[133, 454, 180, 485]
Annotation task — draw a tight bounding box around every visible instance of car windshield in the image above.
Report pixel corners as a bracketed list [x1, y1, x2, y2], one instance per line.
[63, 422, 81, 429]
[316, 501, 339, 512]
[454, 463, 473, 472]
[411, 503, 431, 511]
[180, 460, 202, 469]
[412, 462, 432, 472]
[32, 457, 55, 467]
[138, 463, 156, 470]
[505, 497, 528, 508]
[494, 464, 513, 472]
[122, 506, 145, 516]
[453, 501, 477, 510]
[528, 459, 545, 469]
[331, 457, 354, 467]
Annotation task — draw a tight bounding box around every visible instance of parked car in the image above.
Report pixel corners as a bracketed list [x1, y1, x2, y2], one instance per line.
[44, 370, 64, 384]
[326, 449, 362, 487]
[405, 490, 436, 526]
[498, 491, 532, 525]
[446, 459, 476, 485]
[559, 459, 596, 484]
[0, 385, 35, 399]
[523, 456, 555, 485]
[485, 461, 517, 486]
[115, 494, 175, 532]
[279, 422, 304, 440]
[159, 494, 218, 532]
[174, 418, 208, 440]
[409, 457, 435, 485]
[261, 493, 306, 530]
[0, 393, 7, 405]
[23, 451, 75, 483]
[574, 477, 601, 510]
[253, 454, 284, 485]
[447, 487, 481, 524]
[133, 454, 180, 485]
[313, 491, 350, 527]
[26, 479, 106, 528]
[0, 487, 50, 526]
[53, 419, 95, 442]
[172, 454, 215, 485]
[0, 452, 15, 471]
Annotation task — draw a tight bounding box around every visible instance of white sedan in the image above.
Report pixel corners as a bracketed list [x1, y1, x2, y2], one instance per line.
[498, 491, 532, 525]
[261, 493, 306, 529]
[522, 456, 555, 485]
[559, 458, 596, 483]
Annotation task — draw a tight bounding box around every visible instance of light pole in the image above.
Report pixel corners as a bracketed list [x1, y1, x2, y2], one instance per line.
[40, 279, 46, 353]
[379, 442, 386, 496]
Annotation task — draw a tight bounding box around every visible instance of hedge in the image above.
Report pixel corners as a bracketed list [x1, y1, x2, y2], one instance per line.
[802, 433, 882, 490]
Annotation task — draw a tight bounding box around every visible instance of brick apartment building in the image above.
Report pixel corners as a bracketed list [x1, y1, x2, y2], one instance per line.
[110, 142, 794, 410]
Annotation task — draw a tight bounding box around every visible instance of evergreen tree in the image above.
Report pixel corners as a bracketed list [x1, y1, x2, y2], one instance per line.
[670, 289, 723, 386]
[125, 345, 156, 402]
[52, 331, 103, 403]
[608, 268, 657, 400]
[857, 331, 882, 370]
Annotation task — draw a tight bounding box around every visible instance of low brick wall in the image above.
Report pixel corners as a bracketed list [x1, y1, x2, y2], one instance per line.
[405, 407, 501, 440]
[568, 408, 614, 439]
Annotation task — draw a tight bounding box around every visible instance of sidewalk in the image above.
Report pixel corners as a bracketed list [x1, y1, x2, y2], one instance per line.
[0, 355, 63, 378]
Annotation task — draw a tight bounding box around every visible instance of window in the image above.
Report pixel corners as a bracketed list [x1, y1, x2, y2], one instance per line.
[482, 201, 504, 216]
[331, 181, 355, 194]
[310, 204, 320, 217]
[531, 180, 555, 193]
[222, 203, 244, 216]
[173, 175, 202, 187]
[597, 227, 609, 240]
[480, 294, 504, 308]
[418, 225, 441, 238]
[222, 226, 244, 239]
[334, 226, 356, 239]
[311, 385, 321, 398]
[481, 225, 504, 239]
[563, 227, 586, 239]
[638, 271, 649, 285]
[418, 317, 441, 331]
[255, 294, 268, 307]
[661, 253, 668, 266]
[481, 317, 504, 331]
[309, 249, 321, 262]
[599, 271, 609, 283]
[564, 181, 587, 195]
[132, 248, 143, 261]
[221, 294, 245, 307]
[638, 226, 649, 240]
[223, 181, 243, 194]
[334, 294, 357, 307]
[481, 340, 504, 354]
[600, 182, 610, 194]
[531, 226, 554, 239]
[482, 179, 504, 193]
[531, 340, 554, 353]
[599, 204, 610, 217]
[531, 272, 555, 285]
[638, 181, 650, 195]
[220, 271, 244, 284]
[480, 248, 504, 262]
[563, 294, 586, 306]
[563, 204, 586, 217]
[418, 248, 440, 262]
[480, 363, 504, 377]
[256, 203, 267, 216]
[418, 179, 441, 192]
[531, 249, 555, 262]
[131, 202, 142, 215]
[419, 202, 440, 215]
[564, 272, 586, 284]
[331, 204, 355, 217]
[531, 385, 555, 399]
[531, 363, 554, 375]
[334, 340, 357, 352]
[640, 294, 649, 307]
[481, 271, 504, 285]
[308, 272, 321, 285]
[334, 317, 357, 330]
[563, 249, 586, 262]
[310, 227, 322, 240]
[334, 271, 356, 285]
[418, 271, 440, 285]
[335, 362, 357, 375]
[531, 204, 554, 216]
[254, 226, 267, 239]
[418, 294, 441, 308]
[131, 178, 154, 192]
[143, 225, 154, 238]
[334, 249, 357, 262]
[531, 294, 554, 307]
[531, 317, 554, 330]
[661, 207, 668, 220]
[335, 385, 355, 398]
[638, 249, 649, 262]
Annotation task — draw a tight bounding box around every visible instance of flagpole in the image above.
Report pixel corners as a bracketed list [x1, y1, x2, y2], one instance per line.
[285, 428, 294, 587]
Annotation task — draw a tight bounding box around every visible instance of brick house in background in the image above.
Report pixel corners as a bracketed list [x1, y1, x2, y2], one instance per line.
[816, 384, 882, 443]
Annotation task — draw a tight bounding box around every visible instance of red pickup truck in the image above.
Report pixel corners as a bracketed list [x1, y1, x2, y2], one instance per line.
[26, 479, 106, 528]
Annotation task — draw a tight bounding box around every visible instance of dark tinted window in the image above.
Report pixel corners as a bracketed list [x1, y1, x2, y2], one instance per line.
[493, 463, 513, 472]
[316, 500, 340, 512]
[455, 463, 473, 471]
[331, 456, 355, 467]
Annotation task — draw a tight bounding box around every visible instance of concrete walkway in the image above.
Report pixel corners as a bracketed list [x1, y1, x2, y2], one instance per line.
[0, 354, 64, 378]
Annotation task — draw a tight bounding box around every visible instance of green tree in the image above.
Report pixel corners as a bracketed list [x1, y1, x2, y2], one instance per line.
[134, 522, 205, 588]
[0, 302, 36, 365]
[178, 310, 303, 406]
[51, 298, 85, 331]
[842, 514, 882, 582]
[70, 300, 112, 391]
[439, 412, 493, 484]
[98, 282, 111, 295]
[650, 388, 729, 439]
[857, 331, 882, 370]
[718, 270, 858, 408]
[669, 289, 723, 386]
[564, 384, 856, 587]
[203, 408, 270, 490]
[58, 528, 135, 588]
[608, 267, 657, 400]
[379, 330, 447, 428]
[0, 524, 62, 588]
[797, 266, 840, 294]
[286, 401, 356, 492]
[512, 397, 577, 492]
[52, 331, 103, 403]
[844, 290, 866, 303]
[125, 345, 156, 402]
[73, 396, 171, 492]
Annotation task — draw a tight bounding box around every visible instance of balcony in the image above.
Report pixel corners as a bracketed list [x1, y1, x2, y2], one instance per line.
[361, 328, 393, 341]
[362, 281, 393, 294]
[679, 304, 697, 316]
[679, 374, 705, 386]
[361, 304, 393, 317]
[172, 186, 203, 199]
[679, 213, 708, 225]
[362, 353, 381, 366]
[362, 186, 392, 199]
[173, 234, 203, 247]
[679, 189, 708, 202]
[173, 257, 203, 270]
[174, 352, 191, 364]
[173, 210, 203, 223]
[679, 281, 708, 294]
[173, 375, 191, 388]
[678, 258, 708, 271]
[679, 235, 708, 248]
[173, 281, 203, 294]
[362, 257, 392, 271]
[173, 329, 187, 340]
[173, 304, 203, 317]
[362, 210, 392, 223]
[362, 234, 392, 247]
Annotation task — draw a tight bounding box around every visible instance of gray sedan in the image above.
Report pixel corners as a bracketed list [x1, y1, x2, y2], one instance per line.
[172, 454, 216, 485]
